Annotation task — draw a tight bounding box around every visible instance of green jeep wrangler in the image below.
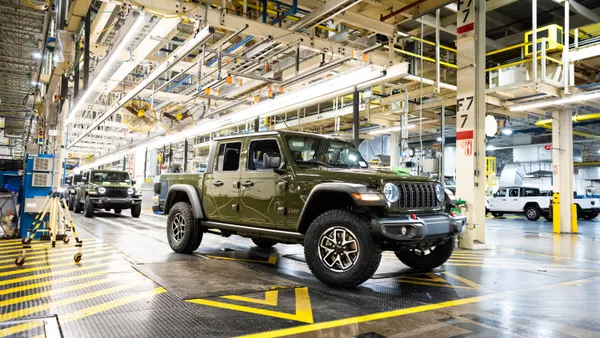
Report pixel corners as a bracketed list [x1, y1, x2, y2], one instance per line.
[73, 169, 142, 218]
[159, 131, 465, 287]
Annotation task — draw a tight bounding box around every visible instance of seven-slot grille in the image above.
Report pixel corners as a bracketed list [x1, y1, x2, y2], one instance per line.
[396, 183, 439, 209]
[104, 187, 128, 198]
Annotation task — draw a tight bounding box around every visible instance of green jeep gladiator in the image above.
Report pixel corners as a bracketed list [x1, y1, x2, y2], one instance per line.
[159, 131, 465, 287]
[73, 169, 142, 218]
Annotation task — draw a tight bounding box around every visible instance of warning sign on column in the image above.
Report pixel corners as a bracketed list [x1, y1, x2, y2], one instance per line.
[461, 140, 473, 156]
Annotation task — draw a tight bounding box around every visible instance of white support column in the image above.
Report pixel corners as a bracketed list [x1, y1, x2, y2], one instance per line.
[552, 109, 574, 232]
[390, 132, 399, 168]
[455, 0, 487, 249]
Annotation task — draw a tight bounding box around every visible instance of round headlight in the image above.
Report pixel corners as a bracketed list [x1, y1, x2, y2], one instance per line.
[98, 187, 106, 194]
[383, 183, 400, 203]
[435, 184, 445, 202]
[127, 188, 134, 195]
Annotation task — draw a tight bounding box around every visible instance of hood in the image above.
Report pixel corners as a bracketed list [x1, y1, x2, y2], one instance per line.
[294, 167, 436, 186]
[90, 181, 132, 188]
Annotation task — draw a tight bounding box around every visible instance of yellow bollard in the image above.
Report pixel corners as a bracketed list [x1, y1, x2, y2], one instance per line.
[571, 204, 578, 233]
[552, 193, 560, 233]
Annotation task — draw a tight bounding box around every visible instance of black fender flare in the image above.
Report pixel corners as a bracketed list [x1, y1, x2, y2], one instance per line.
[164, 184, 204, 219]
[296, 182, 385, 232]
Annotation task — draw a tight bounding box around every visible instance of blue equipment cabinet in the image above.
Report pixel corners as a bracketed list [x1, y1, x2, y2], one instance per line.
[19, 154, 54, 238]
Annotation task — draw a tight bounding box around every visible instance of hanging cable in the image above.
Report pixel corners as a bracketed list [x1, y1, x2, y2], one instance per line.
[24, 0, 49, 11]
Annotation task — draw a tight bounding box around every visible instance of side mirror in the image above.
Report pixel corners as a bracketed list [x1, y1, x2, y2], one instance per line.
[493, 192, 497, 197]
[263, 152, 281, 169]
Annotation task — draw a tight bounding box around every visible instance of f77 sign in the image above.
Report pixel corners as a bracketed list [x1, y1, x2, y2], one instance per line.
[457, 0, 475, 34]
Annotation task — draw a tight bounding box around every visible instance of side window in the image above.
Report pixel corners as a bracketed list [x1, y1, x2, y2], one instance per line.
[496, 189, 507, 197]
[215, 142, 241, 172]
[524, 188, 538, 196]
[509, 189, 519, 197]
[81, 172, 88, 182]
[248, 139, 281, 170]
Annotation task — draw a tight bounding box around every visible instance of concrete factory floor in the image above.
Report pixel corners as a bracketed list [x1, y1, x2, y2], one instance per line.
[0, 212, 599, 338]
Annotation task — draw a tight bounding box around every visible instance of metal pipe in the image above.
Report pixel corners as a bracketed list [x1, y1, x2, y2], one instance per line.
[564, 0, 570, 94]
[435, 9, 440, 94]
[353, 86, 359, 145]
[148, 61, 198, 95]
[535, 113, 600, 140]
[532, 0, 537, 84]
[83, 8, 90, 92]
[183, 139, 188, 172]
[228, 71, 282, 83]
[380, 0, 427, 22]
[68, 25, 218, 149]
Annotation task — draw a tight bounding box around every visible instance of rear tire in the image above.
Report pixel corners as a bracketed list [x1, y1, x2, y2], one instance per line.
[114, 209, 122, 214]
[395, 237, 455, 271]
[84, 197, 94, 218]
[304, 209, 381, 288]
[130, 204, 141, 218]
[252, 238, 277, 249]
[73, 199, 82, 213]
[68, 195, 74, 211]
[167, 202, 202, 253]
[576, 205, 583, 219]
[525, 205, 541, 221]
[491, 211, 504, 217]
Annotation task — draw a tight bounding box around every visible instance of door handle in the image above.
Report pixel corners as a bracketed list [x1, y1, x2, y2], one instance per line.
[241, 181, 254, 188]
[212, 180, 224, 187]
[513, 199, 518, 201]
[502, 199, 506, 201]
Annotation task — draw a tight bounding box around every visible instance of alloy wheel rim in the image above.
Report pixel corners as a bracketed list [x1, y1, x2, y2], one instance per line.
[172, 213, 185, 242]
[318, 227, 360, 272]
[527, 209, 536, 218]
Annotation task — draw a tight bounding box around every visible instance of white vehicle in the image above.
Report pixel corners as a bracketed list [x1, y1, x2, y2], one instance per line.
[487, 187, 550, 221]
[574, 197, 600, 220]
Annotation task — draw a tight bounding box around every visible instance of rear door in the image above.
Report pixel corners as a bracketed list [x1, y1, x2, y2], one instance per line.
[239, 137, 286, 228]
[203, 140, 243, 222]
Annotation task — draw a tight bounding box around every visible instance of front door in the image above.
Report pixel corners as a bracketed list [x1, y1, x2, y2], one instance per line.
[239, 138, 286, 228]
[489, 188, 507, 211]
[203, 141, 242, 222]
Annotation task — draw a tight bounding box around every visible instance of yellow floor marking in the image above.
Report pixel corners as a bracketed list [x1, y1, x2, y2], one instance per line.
[0, 238, 101, 249]
[0, 261, 112, 286]
[0, 245, 114, 263]
[0, 253, 120, 277]
[0, 280, 149, 321]
[0, 276, 117, 307]
[0, 287, 166, 337]
[399, 272, 447, 283]
[442, 271, 488, 292]
[0, 242, 110, 256]
[0, 270, 108, 296]
[0, 321, 42, 338]
[238, 276, 600, 338]
[222, 290, 279, 306]
[0, 248, 118, 268]
[206, 254, 278, 265]
[188, 287, 313, 323]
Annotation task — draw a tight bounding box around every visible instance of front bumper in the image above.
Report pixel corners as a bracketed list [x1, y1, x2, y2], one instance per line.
[89, 196, 142, 208]
[372, 213, 466, 241]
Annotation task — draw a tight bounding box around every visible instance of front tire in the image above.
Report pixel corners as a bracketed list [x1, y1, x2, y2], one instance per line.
[167, 202, 202, 253]
[525, 205, 541, 221]
[304, 209, 381, 288]
[73, 199, 82, 213]
[130, 204, 141, 218]
[395, 237, 455, 271]
[252, 238, 277, 249]
[84, 197, 94, 218]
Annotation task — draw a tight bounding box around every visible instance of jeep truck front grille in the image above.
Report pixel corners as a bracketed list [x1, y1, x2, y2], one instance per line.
[104, 187, 128, 198]
[397, 183, 440, 209]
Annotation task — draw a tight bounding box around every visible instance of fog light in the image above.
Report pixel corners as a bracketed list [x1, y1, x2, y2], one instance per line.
[400, 226, 407, 236]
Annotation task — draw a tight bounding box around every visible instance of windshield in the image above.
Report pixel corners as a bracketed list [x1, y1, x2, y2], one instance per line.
[444, 177, 455, 186]
[286, 135, 368, 168]
[91, 171, 130, 183]
[73, 174, 82, 183]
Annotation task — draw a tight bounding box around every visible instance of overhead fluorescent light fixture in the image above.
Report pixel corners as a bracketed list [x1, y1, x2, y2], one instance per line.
[369, 125, 415, 135]
[445, 3, 457, 12]
[486, 145, 496, 151]
[32, 52, 42, 60]
[501, 128, 513, 135]
[397, 31, 409, 37]
[509, 90, 600, 112]
[66, 12, 145, 124]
